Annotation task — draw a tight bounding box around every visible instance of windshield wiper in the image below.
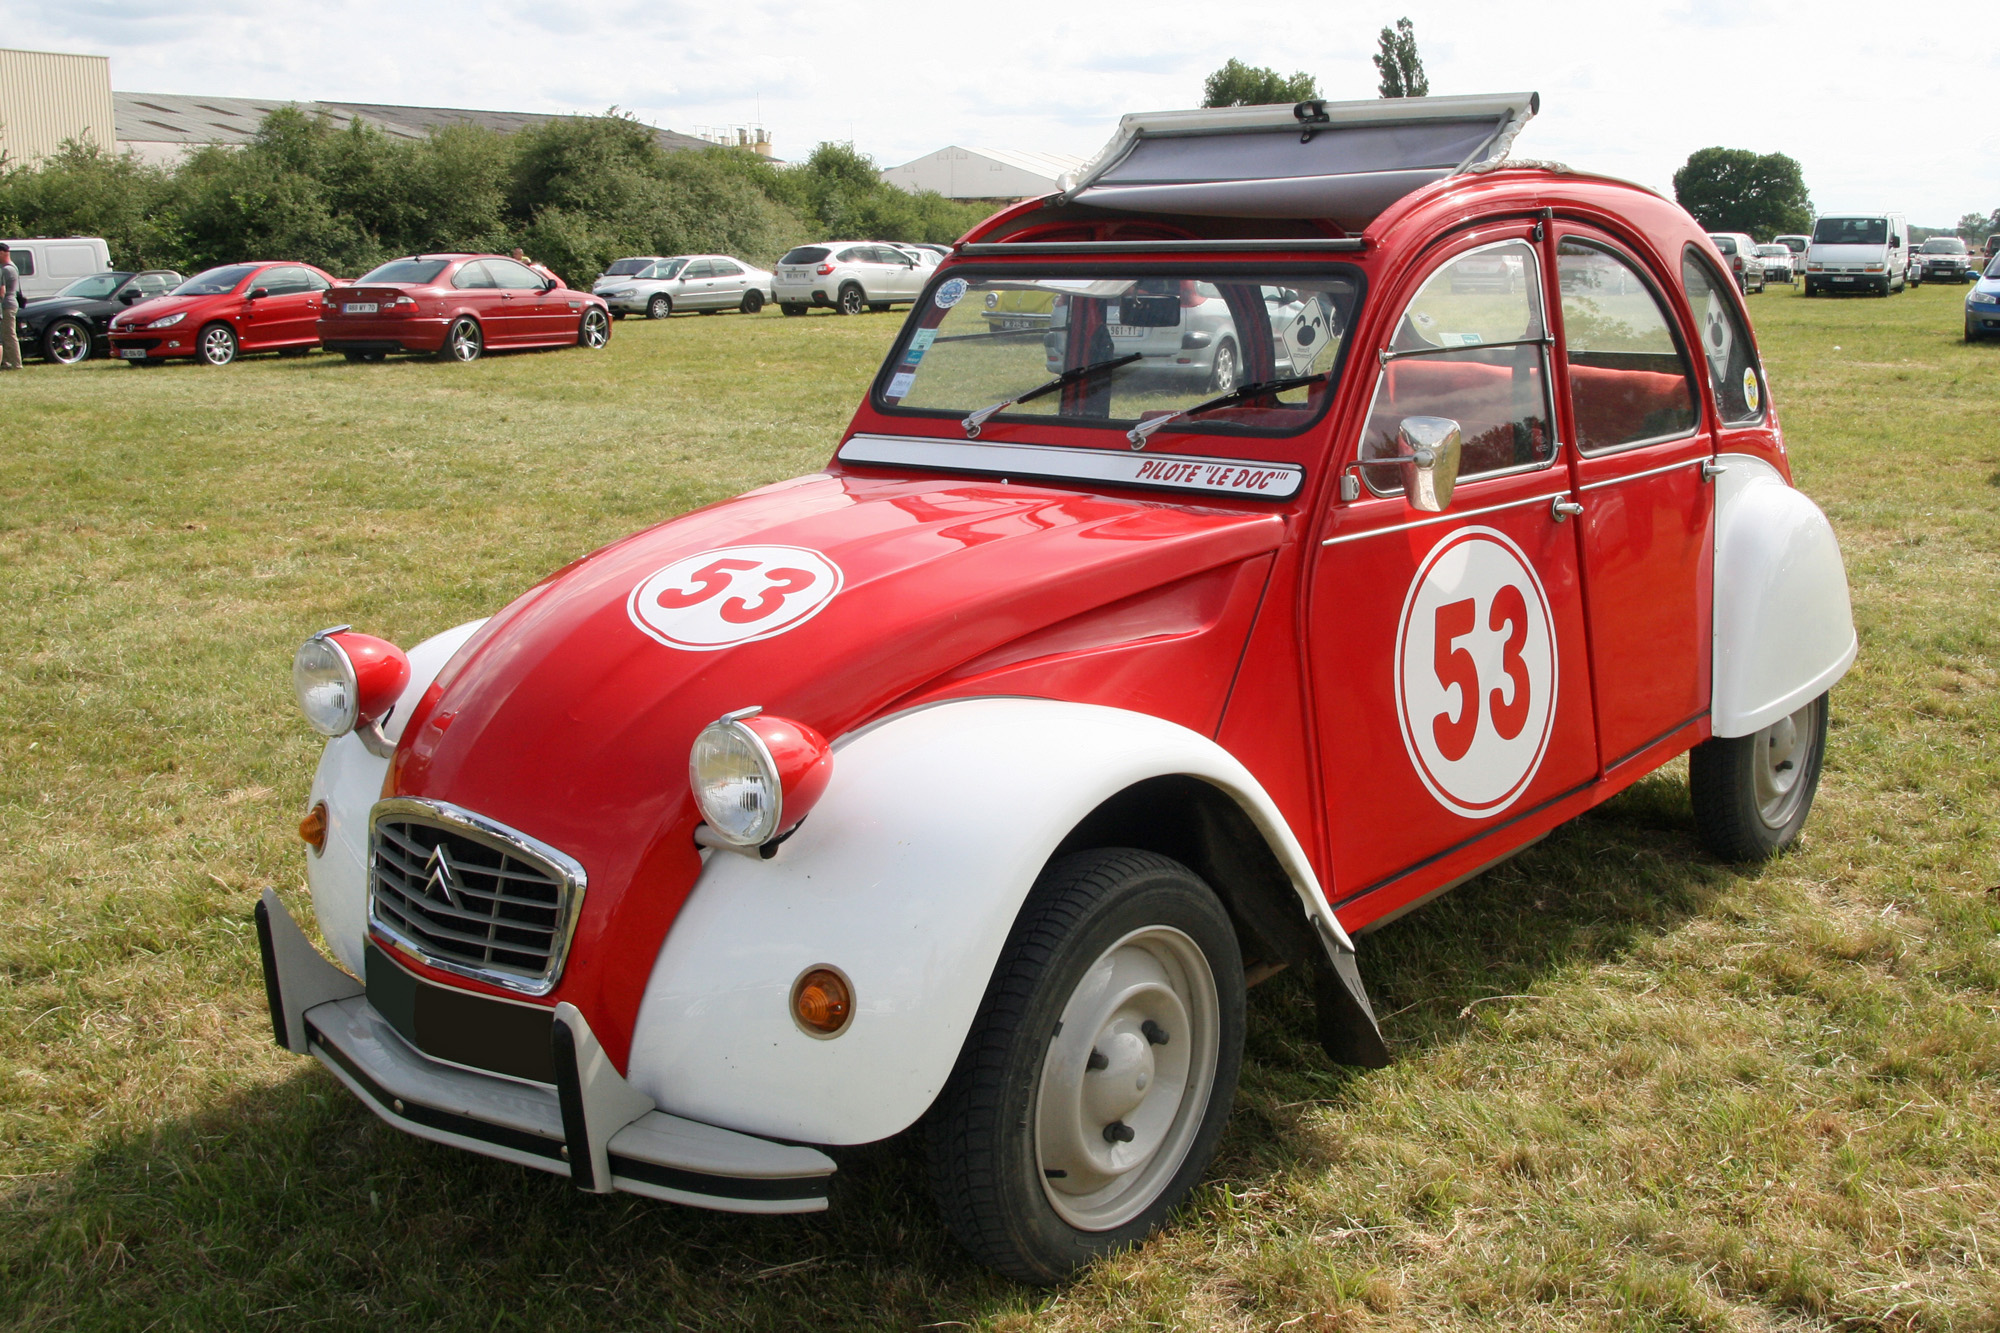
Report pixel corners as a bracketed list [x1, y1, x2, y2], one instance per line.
[1125, 373, 1328, 450]
[962, 353, 1143, 438]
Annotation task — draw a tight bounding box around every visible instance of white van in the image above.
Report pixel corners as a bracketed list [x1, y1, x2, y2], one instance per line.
[3, 237, 114, 302]
[1802, 214, 1908, 297]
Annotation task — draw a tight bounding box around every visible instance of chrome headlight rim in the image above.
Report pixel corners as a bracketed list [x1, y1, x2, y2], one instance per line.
[689, 707, 782, 848]
[293, 625, 360, 737]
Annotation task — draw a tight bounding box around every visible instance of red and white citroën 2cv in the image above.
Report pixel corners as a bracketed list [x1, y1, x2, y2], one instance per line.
[259, 93, 1855, 1281]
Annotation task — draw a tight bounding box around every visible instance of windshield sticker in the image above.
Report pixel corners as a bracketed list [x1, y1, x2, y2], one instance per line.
[910, 328, 937, 354]
[885, 371, 916, 399]
[1742, 367, 1760, 414]
[837, 434, 1305, 500]
[934, 277, 968, 309]
[628, 546, 844, 652]
[1395, 527, 1557, 819]
[1450, 332, 1484, 346]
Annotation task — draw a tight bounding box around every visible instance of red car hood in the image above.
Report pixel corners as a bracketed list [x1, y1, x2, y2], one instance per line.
[392, 470, 1284, 1053]
[112, 293, 217, 327]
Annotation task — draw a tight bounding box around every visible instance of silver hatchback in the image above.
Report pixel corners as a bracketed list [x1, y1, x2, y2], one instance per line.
[592, 255, 775, 318]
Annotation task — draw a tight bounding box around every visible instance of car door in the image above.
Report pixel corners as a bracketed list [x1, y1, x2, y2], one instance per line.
[449, 259, 509, 340]
[876, 247, 919, 300]
[680, 259, 717, 308]
[1309, 228, 1599, 918]
[708, 258, 748, 308]
[483, 257, 546, 343]
[1552, 232, 1713, 769]
[241, 265, 316, 348]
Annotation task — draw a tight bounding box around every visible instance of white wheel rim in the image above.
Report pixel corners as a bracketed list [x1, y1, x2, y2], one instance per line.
[451, 322, 479, 360]
[584, 312, 608, 346]
[1035, 925, 1219, 1231]
[1753, 697, 1819, 828]
[203, 328, 233, 363]
[50, 323, 87, 363]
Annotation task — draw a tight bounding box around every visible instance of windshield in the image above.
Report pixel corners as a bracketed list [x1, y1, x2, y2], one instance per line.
[1813, 217, 1888, 246]
[1920, 238, 1966, 254]
[878, 268, 1360, 439]
[1757, 245, 1787, 257]
[54, 273, 129, 300]
[602, 258, 654, 277]
[172, 264, 260, 296]
[357, 258, 450, 285]
[781, 247, 830, 265]
[1777, 236, 1807, 253]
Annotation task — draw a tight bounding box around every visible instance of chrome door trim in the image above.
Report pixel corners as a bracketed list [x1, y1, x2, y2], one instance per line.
[1319, 488, 1573, 547]
[1576, 454, 1711, 493]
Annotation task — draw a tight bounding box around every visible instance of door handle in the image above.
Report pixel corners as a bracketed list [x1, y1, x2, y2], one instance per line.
[1700, 460, 1727, 482]
[1551, 497, 1585, 523]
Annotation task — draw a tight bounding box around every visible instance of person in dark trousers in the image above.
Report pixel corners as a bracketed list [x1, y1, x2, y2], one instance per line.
[0, 243, 22, 371]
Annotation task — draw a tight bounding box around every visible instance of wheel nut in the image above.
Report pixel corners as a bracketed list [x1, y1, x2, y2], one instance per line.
[1142, 1020, 1169, 1045]
[1103, 1120, 1136, 1144]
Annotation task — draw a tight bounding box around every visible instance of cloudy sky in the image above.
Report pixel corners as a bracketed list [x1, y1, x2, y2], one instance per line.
[14, 0, 1997, 226]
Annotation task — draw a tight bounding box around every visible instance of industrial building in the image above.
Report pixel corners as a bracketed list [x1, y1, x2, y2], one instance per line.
[0, 49, 118, 166]
[879, 146, 1090, 202]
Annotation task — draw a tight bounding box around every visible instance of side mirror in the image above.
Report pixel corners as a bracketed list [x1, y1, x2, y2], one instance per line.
[119, 289, 140, 303]
[1397, 416, 1462, 513]
[542, 276, 559, 291]
[248, 287, 269, 300]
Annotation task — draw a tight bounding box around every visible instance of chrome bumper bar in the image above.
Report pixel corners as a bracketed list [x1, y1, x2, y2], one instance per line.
[256, 890, 834, 1214]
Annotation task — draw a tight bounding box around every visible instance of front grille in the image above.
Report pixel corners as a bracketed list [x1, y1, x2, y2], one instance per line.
[368, 800, 586, 994]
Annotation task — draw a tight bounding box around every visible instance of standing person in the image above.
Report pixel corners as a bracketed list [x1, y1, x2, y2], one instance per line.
[511, 246, 561, 288]
[0, 243, 21, 371]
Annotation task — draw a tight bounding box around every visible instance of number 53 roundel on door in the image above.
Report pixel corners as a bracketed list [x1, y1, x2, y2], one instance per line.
[1394, 527, 1558, 818]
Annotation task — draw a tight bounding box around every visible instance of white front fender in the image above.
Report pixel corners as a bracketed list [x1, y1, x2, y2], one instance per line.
[1711, 455, 1856, 737]
[304, 619, 487, 974]
[626, 697, 1351, 1146]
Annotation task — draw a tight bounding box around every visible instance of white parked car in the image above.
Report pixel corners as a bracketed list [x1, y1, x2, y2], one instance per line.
[773, 243, 928, 316]
[1756, 244, 1796, 284]
[592, 255, 774, 319]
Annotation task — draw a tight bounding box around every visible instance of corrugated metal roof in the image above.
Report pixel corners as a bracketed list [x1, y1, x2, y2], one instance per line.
[113, 92, 711, 152]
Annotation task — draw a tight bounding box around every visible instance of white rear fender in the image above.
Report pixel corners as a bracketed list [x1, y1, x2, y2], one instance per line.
[626, 697, 1359, 1146]
[1711, 456, 1856, 737]
[304, 620, 487, 974]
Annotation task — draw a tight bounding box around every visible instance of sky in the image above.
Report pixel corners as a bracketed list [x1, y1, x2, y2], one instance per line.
[10, 0, 1997, 227]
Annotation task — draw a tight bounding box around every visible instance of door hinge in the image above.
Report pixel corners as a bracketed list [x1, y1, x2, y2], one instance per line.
[1550, 497, 1584, 523]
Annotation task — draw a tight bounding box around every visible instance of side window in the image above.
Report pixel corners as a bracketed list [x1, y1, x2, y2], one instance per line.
[303, 269, 330, 292]
[1556, 240, 1699, 452]
[835, 249, 862, 264]
[12, 250, 34, 276]
[486, 258, 542, 289]
[683, 260, 714, 279]
[711, 260, 743, 276]
[137, 273, 175, 296]
[452, 260, 494, 290]
[258, 266, 309, 295]
[1681, 247, 1765, 425]
[1359, 238, 1554, 493]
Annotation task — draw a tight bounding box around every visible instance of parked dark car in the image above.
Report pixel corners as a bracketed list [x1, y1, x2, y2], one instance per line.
[17, 270, 183, 364]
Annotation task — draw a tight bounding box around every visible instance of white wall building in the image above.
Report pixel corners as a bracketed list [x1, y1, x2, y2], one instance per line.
[0, 49, 117, 166]
[880, 146, 1089, 201]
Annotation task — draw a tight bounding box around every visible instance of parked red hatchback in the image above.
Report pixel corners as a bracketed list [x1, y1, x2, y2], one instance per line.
[318, 254, 612, 362]
[109, 261, 339, 365]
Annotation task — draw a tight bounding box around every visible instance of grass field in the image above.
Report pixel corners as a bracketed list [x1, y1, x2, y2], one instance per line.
[2, 283, 1996, 1331]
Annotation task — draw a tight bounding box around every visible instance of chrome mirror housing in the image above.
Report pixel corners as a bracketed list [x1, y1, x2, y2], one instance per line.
[1397, 416, 1462, 513]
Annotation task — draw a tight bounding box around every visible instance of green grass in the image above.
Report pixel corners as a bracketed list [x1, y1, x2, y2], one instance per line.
[2, 285, 1996, 1331]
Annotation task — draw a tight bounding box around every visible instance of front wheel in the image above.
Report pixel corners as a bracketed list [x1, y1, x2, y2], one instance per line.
[646, 293, 671, 319]
[578, 307, 610, 348]
[925, 848, 1245, 1284]
[1967, 316, 1983, 344]
[439, 316, 482, 362]
[780, 303, 808, 317]
[1690, 693, 1829, 862]
[43, 318, 92, 364]
[740, 290, 765, 314]
[198, 323, 238, 366]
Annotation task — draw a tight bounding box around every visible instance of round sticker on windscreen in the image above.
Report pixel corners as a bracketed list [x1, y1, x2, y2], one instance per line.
[934, 277, 968, 309]
[1742, 367, 1760, 413]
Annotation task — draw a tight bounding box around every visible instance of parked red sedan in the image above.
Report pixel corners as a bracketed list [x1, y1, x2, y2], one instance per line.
[318, 254, 612, 362]
[108, 261, 340, 365]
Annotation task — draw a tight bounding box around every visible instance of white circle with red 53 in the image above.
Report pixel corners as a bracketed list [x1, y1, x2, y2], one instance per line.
[627, 546, 844, 650]
[1393, 527, 1557, 819]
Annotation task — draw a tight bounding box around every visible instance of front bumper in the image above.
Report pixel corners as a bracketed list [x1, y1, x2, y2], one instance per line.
[107, 333, 192, 360]
[255, 889, 834, 1213]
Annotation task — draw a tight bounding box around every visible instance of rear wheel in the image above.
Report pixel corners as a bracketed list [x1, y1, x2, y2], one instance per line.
[740, 290, 765, 314]
[870, 302, 891, 313]
[43, 318, 92, 364]
[646, 293, 672, 319]
[836, 284, 865, 317]
[578, 307, 610, 348]
[925, 848, 1244, 1284]
[439, 316, 482, 363]
[1207, 340, 1239, 394]
[1690, 693, 1828, 862]
[198, 323, 238, 366]
[781, 303, 808, 317]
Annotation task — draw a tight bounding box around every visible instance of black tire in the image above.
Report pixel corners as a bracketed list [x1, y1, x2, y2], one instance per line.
[439, 316, 482, 363]
[646, 293, 672, 319]
[42, 318, 92, 365]
[781, 303, 808, 317]
[869, 302, 891, 313]
[1967, 317, 1982, 344]
[925, 848, 1245, 1285]
[197, 322, 238, 366]
[1689, 693, 1829, 863]
[740, 290, 765, 314]
[1206, 339, 1239, 394]
[836, 285, 865, 316]
[578, 307, 610, 348]
[343, 351, 368, 363]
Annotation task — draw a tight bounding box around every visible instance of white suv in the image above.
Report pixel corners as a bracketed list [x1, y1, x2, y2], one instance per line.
[773, 242, 927, 316]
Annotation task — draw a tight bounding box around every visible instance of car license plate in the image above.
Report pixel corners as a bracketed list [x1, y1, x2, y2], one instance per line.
[118, 348, 146, 359]
[1109, 325, 1147, 338]
[344, 302, 378, 313]
[1833, 276, 1854, 283]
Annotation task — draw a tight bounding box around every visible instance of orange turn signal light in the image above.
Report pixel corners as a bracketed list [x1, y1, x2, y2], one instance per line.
[791, 967, 853, 1038]
[298, 801, 328, 855]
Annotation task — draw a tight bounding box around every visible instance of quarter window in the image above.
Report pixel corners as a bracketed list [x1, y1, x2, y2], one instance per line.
[1360, 239, 1554, 493]
[1556, 241, 1698, 452]
[1681, 248, 1765, 424]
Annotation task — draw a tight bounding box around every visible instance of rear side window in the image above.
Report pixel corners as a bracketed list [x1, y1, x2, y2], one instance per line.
[712, 260, 742, 276]
[1682, 247, 1765, 425]
[10, 250, 34, 276]
[836, 249, 863, 264]
[1556, 241, 1698, 452]
[1709, 236, 1738, 255]
[781, 247, 829, 265]
[1361, 238, 1554, 492]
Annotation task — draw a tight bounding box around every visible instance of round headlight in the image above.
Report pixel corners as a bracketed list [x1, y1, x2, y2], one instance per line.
[689, 708, 833, 849]
[293, 632, 359, 736]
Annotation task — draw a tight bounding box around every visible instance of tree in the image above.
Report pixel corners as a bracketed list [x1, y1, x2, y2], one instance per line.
[1959, 210, 1999, 243]
[1671, 148, 1813, 240]
[1374, 18, 1429, 98]
[1201, 59, 1318, 108]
